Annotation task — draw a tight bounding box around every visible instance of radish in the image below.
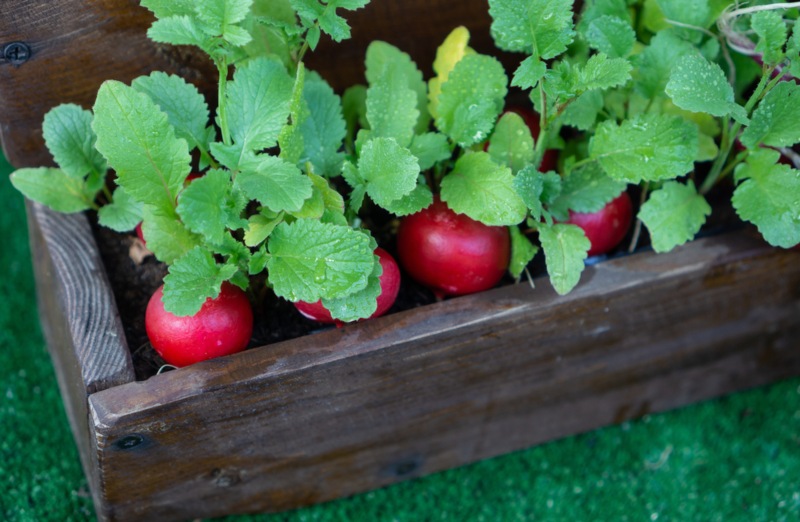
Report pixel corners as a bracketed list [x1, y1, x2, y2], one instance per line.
[293, 247, 401, 324]
[565, 191, 633, 257]
[145, 282, 253, 367]
[397, 197, 510, 297]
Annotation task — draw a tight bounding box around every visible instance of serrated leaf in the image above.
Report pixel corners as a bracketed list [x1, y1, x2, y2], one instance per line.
[10, 168, 96, 213]
[560, 90, 604, 131]
[787, 24, 800, 79]
[511, 55, 547, 90]
[409, 133, 451, 171]
[573, 53, 632, 92]
[656, 0, 710, 36]
[147, 16, 209, 49]
[585, 15, 635, 58]
[141, 206, 203, 264]
[590, 114, 698, 183]
[751, 10, 787, 66]
[267, 219, 375, 302]
[487, 111, 535, 174]
[509, 226, 539, 279]
[140, 0, 196, 18]
[634, 29, 695, 99]
[162, 247, 238, 316]
[578, 0, 631, 32]
[513, 165, 548, 221]
[322, 252, 382, 322]
[92, 80, 190, 213]
[132, 72, 213, 158]
[366, 41, 430, 134]
[549, 162, 627, 218]
[309, 171, 345, 213]
[639, 180, 710, 253]
[538, 222, 589, 295]
[342, 84, 368, 145]
[436, 54, 508, 147]
[279, 63, 308, 165]
[300, 71, 346, 176]
[98, 187, 144, 232]
[292, 0, 368, 42]
[42, 104, 106, 180]
[357, 138, 420, 209]
[366, 62, 419, 148]
[196, 0, 252, 28]
[489, 0, 576, 58]
[244, 209, 284, 247]
[225, 57, 294, 165]
[428, 26, 475, 119]
[176, 169, 241, 244]
[441, 151, 527, 226]
[665, 53, 748, 123]
[740, 82, 800, 150]
[235, 154, 313, 213]
[382, 178, 434, 217]
[732, 149, 800, 248]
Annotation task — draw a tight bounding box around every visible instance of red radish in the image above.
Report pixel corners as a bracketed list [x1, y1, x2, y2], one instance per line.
[293, 247, 401, 324]
[145, 282, 253, 367]
[566, 191, 633, 257]
[397, 197, 510, 297]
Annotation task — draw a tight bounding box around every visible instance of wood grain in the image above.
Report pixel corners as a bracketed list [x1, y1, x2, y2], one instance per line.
[82, 229, 800, 521]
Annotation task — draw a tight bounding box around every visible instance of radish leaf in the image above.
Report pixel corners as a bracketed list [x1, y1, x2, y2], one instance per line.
[639, 180, 711, 253]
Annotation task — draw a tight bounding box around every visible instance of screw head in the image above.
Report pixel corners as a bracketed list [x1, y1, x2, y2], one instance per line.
[114, 434, 145, 450]
[3, 42, 31, 66]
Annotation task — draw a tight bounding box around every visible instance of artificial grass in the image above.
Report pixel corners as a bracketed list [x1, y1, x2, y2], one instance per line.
[1, 152, 799, 522]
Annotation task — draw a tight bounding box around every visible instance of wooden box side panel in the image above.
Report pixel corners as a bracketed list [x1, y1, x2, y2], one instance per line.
[0, 0, 215, 167]
[88, 231, 800, 521]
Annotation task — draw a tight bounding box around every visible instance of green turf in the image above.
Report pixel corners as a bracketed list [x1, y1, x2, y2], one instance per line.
[2, 153, 799, 522]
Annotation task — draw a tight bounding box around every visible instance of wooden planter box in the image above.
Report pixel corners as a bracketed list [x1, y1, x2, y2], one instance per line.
[5, 1, 800, 521]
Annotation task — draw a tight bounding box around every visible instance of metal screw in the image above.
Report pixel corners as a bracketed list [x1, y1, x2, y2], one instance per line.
[3, 42, 31, 66]
[114, 434, 145, 450]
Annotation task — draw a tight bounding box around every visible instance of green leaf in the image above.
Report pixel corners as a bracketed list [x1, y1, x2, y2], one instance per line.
[10, 168, 95, 213]
[732, 149, 800, 248]
[322, 252, 382, 322]
[244, 209, 284, 247]
[751, 10, 787, 66]
[436, 54, 508, 147]
[279, 63, 308, 166]
[267, 219, 375, 302]
[549, 162, 627, 219]
[291, 0, 369, 42]
[489, 0, 576, 58]
[665, 53, 748, 123]
[132, 72, 213, 159]
[409, 133, 451, 171]
[638, 180, 710, 253]
[235, 154, 313, 213]
[381, 178, 434, 217]
[357, 138, 420, 209]
[634, 29, 695, 99]
[511, 55, 547, 90]
[585, 15, 635, 58]
[572, 52, 632, 92]
[42, 104, 106, 180]
[147, 16, 209, 49]
[162, 247, 238, 316]
[538, 222, 589, 295]
[92, 80, 191, 213]
[177, 169, 243, 244]
[787, 24, 800, 79]
[366, 64, 419, 148]
[225, 57, 294, 165]
[560, 90, 604, 131]
[513, 166, 550, 221]
[342, 84, 368, 146]
[656, 0, 710, 33]
[509, 226, 539, 279]
[441, 151, 527, 226]
[589, 114, 698, 183]
[300, 72, 346, 176]
[98, 187, 143, 232]
[140, 206, 203, 264]
[365, 41, 430, 134]
[196, 0, 253, 29]
[140, 0, 196, 18]
[487, 111, 535, 174]
[740, 82, 800, 150]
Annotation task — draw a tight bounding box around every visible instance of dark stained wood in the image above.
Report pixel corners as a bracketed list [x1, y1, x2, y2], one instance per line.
[79, 227, 800, 521]
[0, 0, 216, 168]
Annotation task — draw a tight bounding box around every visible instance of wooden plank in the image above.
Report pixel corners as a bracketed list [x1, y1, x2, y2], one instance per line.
[0, 0, 215, 167]
[87, 229, 800, 521]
